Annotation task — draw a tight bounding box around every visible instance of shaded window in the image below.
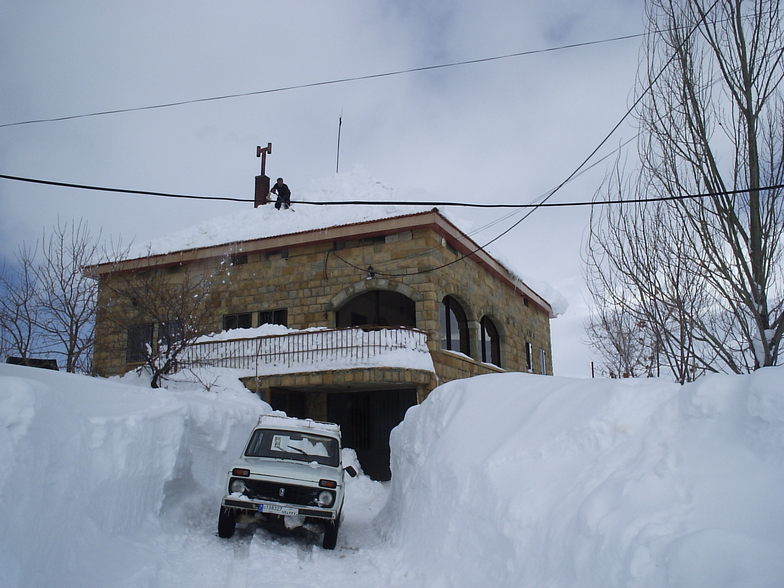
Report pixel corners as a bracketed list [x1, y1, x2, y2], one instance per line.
[158, 319, 183, 350]
[126, 323, 153, 363]
[440, 296, 470, 355]
[259, 308, 288, 327]
[480, 316, 501, 367]
[223, 312, 252, 331]
[230, 253, 248, 266]
[525, 341, 533, 372]
[336, 291, 415, 328]
[539, 348, 547, 375]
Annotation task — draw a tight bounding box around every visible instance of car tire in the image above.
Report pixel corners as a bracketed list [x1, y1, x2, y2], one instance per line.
[218, 507, 236, 538]
[322, 514, 340, 550]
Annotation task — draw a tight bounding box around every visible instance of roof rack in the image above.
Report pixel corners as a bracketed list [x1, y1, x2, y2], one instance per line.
[255, 413, 341, 434]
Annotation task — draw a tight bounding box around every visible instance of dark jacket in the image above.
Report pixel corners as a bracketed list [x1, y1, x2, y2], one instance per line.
[271, 182, 290, 200]
[271, 181, 291, 209]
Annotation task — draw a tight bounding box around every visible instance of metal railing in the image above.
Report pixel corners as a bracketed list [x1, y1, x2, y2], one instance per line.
[179, 326, 430, 374]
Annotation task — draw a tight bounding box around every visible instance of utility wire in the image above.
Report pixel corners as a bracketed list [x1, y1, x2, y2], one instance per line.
[0, 8, 764, 130]
[0, 33, 646, 129]
[332, 0, 723, 279]
[1, 173, 779, 208]
[0, 173, 249, 203]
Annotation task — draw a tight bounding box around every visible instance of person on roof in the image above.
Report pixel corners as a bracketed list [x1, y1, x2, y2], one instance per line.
[271, 177, 291, 210]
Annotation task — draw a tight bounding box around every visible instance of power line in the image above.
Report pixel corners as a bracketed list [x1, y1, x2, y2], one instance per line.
[0, 33, 645, 129]
[2, 8, 765, 131]
[1, 172, 779, 208]
[0, 173, 250, 203]
[298, 185, 784, 207]
[332, 0, 724, 279]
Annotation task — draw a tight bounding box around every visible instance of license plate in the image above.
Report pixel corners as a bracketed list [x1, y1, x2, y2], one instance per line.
[258, 503, 298, 516]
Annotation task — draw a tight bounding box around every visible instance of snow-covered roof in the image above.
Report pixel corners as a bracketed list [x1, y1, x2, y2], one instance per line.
[256, 413, 342, 436]
[87, 168, 559, 316]
[126, 169, 432, 260]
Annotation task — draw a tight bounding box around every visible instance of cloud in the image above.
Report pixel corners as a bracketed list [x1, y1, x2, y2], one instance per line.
[0, 0, 644, 375]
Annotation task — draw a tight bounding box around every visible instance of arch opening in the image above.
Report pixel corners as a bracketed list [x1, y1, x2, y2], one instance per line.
[336, 290, 416, 328]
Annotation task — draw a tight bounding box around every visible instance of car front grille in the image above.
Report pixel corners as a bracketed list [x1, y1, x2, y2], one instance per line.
[231, 477, 333, 507]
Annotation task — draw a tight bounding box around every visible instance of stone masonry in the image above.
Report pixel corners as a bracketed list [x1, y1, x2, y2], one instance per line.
[90, 211, 553, 390]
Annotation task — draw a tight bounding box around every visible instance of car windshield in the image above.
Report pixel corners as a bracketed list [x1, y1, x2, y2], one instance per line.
[244, 428, 340, 467]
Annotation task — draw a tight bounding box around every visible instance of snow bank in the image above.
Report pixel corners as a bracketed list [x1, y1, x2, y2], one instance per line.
[5, 362, 782, 587]
[381, 369, 784, 587]
[0, 364, 268, 588]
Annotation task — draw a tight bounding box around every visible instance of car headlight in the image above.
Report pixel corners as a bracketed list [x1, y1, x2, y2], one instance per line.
[230, 479, 247, 494]
[317, 490, 334, 507]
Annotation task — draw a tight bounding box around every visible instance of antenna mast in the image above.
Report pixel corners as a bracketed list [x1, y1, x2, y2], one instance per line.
[336, 115, 342, 174]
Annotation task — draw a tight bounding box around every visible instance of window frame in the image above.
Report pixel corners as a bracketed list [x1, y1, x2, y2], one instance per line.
[126, 323, 153, 363]
[480, 316, 501, 367]
[259, 308, 288, 327]
[440, 296, 470, 356]
[223, 312, 253, 331]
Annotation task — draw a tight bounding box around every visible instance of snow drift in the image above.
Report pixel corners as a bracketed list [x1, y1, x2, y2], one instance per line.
[0, 364, 268, 588]
[382, 370, 784, 587]
[2, 363, 783, 587]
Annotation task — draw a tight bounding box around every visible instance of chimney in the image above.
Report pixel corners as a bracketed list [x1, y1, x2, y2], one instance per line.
[254, 143, 272, 207]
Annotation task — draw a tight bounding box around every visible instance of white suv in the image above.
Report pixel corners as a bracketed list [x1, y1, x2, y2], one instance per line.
[217, 415, 356, 549]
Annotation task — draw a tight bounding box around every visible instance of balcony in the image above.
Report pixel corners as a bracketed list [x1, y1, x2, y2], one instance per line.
[179, 326, 435, 378]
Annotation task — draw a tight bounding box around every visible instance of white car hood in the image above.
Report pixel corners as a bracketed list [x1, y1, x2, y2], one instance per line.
[234, 456, 342, 486]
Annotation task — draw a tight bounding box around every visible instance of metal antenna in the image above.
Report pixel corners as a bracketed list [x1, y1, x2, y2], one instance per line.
[336, 115, 342, 174]
[257, 142, 272, 174]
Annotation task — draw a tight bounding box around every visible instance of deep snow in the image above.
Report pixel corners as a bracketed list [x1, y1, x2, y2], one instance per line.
[2, 363, 783, 587]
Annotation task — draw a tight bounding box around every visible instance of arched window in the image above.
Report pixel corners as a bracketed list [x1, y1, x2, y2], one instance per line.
[440, 296, 470, 355]
[336, 290, 416, 328]
[480, 316, 501, 367]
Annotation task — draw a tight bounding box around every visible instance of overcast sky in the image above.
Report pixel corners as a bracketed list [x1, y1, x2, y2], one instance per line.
[0, 0, 645, 377]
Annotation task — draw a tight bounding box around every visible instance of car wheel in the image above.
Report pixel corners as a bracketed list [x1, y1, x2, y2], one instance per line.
[218, 507, 236, 538]
[322, 515, 340, 550]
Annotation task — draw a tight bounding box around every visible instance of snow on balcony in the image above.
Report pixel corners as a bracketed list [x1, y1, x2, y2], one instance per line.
[180, 326, 435, 376]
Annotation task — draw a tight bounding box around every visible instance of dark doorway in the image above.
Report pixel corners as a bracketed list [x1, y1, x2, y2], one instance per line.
[336, 290, 416, 328]
[327, 389, 417, 480]
[270, 390, 306, 419]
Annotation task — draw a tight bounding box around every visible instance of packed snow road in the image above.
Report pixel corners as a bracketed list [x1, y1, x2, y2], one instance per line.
[130, 473, 392, 588]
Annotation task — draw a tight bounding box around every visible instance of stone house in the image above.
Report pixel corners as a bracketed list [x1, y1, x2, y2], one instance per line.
[88, 207, 553, 478]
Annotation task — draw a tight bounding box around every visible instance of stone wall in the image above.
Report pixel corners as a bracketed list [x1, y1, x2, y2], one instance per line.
[93, 225, 552, 380]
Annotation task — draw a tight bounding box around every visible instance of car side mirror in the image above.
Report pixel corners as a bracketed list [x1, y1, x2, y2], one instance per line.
[344, 465, 357, 478]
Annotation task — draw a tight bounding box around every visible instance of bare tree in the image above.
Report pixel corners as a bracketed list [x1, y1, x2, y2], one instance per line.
[0, 246, 42, 361]
[33, 219, 100, 372]
[587, 0, 784, 379]
[586, 301, 658, 379]
[100, 262, 222, 388]
[0, 219, 106, 371]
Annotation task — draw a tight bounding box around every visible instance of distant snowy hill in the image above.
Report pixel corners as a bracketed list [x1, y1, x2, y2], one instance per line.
[2, 364, 782, 587]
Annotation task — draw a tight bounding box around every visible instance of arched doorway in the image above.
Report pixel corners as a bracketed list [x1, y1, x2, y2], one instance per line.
[336, 290, 416, 328]
[332, 289, 418, 479]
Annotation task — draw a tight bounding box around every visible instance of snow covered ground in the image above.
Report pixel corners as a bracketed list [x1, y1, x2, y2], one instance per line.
[2, 363, 783, 587]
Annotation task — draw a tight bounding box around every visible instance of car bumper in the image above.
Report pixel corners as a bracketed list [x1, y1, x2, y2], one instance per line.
[222, 496, 337, 520]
